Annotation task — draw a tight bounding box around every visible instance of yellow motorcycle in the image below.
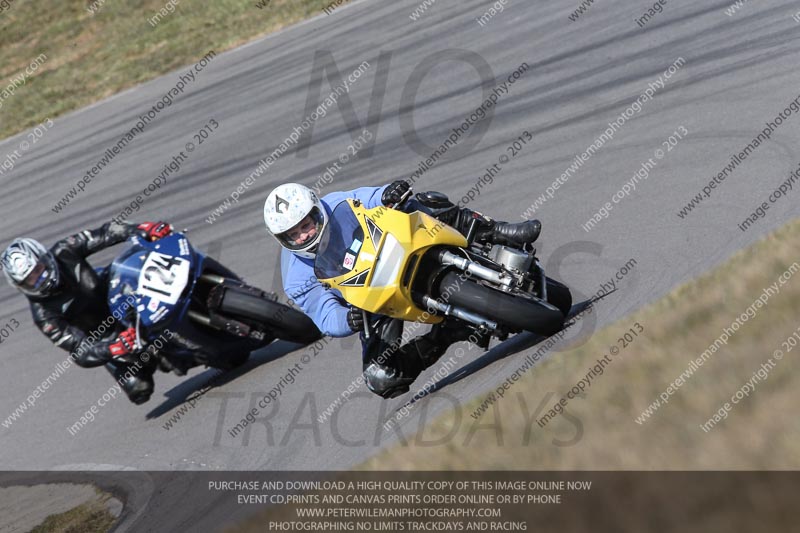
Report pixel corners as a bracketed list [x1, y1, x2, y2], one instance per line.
[313, 190, 572, 344]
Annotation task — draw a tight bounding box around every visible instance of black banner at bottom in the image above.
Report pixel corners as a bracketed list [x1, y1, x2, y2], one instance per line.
[1, 471, 797, 532]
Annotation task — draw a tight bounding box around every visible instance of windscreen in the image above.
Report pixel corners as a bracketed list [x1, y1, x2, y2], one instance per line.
[314, 201, 365, 280]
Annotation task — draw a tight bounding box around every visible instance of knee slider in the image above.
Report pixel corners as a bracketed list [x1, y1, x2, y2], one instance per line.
[364, 363, 413, 399]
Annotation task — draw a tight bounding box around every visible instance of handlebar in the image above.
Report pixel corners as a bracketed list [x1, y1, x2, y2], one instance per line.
[387, 187, 413, 210]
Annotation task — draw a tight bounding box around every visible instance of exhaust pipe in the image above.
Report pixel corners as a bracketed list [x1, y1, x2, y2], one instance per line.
[200, 273, 226, 285]
[187, 310, 213, 327]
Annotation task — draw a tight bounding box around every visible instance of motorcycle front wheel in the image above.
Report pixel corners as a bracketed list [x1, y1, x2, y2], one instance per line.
[544, 276, 572, 317]
[218, 289, 322, 345]
[438, 271, 564, 336]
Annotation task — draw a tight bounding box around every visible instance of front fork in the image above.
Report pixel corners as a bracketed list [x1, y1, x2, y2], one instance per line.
[421, 294, 499, 332]
[423, 249, 504, 338]
[426, 247, 547, 337]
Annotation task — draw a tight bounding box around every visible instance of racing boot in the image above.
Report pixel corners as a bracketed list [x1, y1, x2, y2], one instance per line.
[105, 360, 155, 405]
[483, 219, 542, 247]
[416, 191, 541, 247]
[365, 322, 472, 399]
[452, 208, 541, 247]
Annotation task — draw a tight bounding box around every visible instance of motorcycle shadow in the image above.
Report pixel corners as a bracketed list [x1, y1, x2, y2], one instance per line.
[397, 299, 596, 409]
[144, 340, 308, 419]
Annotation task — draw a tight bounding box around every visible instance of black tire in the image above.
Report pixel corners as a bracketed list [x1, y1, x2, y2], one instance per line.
[545, 277, 572, 317]
[438, 271, 564, 336]
[219, 290, 322, 345]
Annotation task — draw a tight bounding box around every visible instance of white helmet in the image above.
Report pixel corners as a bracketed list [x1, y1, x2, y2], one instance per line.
[264, 183, 328, 259]
[1, 238, 60, 296]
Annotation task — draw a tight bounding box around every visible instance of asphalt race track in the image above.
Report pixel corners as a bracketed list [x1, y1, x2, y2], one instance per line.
[1, 0, 799, 529]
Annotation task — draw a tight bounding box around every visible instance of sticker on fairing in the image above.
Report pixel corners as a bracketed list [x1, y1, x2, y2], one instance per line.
[349, 238, 362, 253]
[150, 306, 169, 323]
[178, 238, 190, 256]
[343, 252, 356, 270]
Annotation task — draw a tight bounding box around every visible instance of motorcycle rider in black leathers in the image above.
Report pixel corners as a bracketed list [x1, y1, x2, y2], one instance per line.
[1, 220, 173, 404]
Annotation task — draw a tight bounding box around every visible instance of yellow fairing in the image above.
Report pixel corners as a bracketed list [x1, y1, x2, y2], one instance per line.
[319, 199, 467, 323]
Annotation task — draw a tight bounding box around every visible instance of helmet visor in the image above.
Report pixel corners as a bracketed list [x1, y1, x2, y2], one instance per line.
[275, 207, 326, 252]
[20, 256, 56, 294]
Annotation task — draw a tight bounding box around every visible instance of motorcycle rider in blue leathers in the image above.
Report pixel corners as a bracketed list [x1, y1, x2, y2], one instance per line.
[264, 180, 542, 399]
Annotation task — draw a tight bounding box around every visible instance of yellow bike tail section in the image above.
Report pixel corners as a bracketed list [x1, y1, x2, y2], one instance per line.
[315, 199, 467, 323]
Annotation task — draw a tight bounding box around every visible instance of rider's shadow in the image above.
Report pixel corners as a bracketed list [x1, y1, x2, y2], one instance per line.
[144, 340, 307, 419]
[397, 299, 596, 409]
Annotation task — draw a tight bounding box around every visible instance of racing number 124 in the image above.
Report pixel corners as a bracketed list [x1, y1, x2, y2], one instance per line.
[142, 255, 182, 297]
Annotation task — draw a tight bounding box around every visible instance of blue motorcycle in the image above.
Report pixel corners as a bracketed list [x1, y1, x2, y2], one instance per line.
[106, 231, 320, 374]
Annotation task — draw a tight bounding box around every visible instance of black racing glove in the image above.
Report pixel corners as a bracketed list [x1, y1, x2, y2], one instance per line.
[346, 307, 365, 333]
[381, 180, 411, 207]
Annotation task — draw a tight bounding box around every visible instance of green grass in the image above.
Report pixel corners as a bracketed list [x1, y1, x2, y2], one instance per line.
[30, 495, 116, 533]
[0, 0, 334, 140]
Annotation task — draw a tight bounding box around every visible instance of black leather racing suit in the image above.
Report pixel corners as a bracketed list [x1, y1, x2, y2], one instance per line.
[27, 221, 156, 403]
